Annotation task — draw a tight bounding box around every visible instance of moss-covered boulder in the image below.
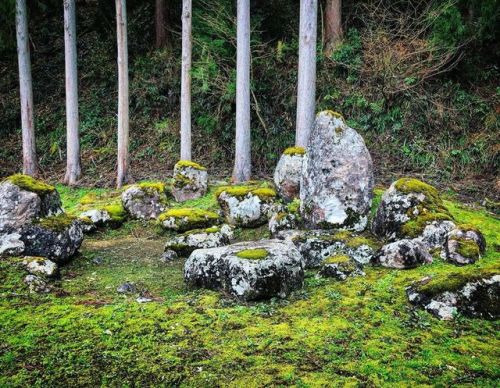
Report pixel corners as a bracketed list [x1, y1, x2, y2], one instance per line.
[184, 239, 304, 301]
[18, 214, 84, 263]
[0, 174, 62, 233]
[164, 224, 234, 256]
[372, 178, 454, 243]
[159, 208, 220, 232]
[318, 254, 363, 280]
[372, 239, 433, 269]
[172, 161, 208, 202]
[217, 184, 277, 227]
[300, 111, 374, 231]
[274, 147, 305, 202]
[407, 269, 499, 320]
[268, 199, 301, 236]
[444, 226, 486, 265]
[122, 182, 170, 220]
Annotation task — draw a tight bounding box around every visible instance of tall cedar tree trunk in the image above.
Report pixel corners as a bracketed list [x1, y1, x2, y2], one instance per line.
[155, 0, 170, 49]
[180, 0, 192, 161]
[232, 0, 251, 183]
[15, 0, 38, 176]
[324, 0, 342, 56]
[116, 0, 130, 188]
[295, 0, 318, 147]
[63, 0, 81, 185]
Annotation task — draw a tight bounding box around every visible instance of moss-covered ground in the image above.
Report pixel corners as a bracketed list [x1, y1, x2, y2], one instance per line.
[0, 185, 499, 386]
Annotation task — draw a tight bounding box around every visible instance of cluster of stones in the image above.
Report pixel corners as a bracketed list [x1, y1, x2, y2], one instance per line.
[0, 174, 84, 292]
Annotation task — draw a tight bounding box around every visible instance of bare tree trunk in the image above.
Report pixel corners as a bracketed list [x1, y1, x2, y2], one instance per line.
[155, 0, 169, 49]
[15, 0, 37, 176]
[180, 0, 192, 161]
[295, 0, 318, 148]
[63, 0, 81, 186]
[232, 0, 251, 183]
[324, 0, 342, 56]
[116, 0, 130, 188]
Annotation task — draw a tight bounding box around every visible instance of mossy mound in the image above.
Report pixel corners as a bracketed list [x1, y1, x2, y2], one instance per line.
[183, 226, 220, 236]
[283, 146, 306, 156]
[77, 191, 127, 225]
[236, 248, 269, 260]
[319, 110, 344, 120]
[159, 208, 220, 231]
[135, 181, 167, 195]
[324, 254, 351, 265]
[5, 174, 55, 195]
[215, 185, 277, 200]
[35, 214, 77, 232]
[175, 160, 207, 171]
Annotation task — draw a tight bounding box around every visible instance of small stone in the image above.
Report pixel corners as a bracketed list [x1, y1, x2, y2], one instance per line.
[161, 250, 178, 262]
[23, 257, 59, 278]
[136, 296, 153, 303]
[268, 202, 301, 237]
[0, 232, 25, 256]
[373, 239, 432, 269]
[172, 161, 208, 202]
[80, 209, 111, 226]
[117, 282, 137, 294]
[164, 224, 234, 256]
[318, 255, 363, 280]
[444, 227, 486, 265]
[92, 256, 104, 265]
[24, 274, 51, 293]
[121, 183, 169, 220]
[159, 208, 220, 232]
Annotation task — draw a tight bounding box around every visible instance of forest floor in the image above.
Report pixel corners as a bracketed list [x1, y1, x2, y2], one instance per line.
[0, 184, 499, 386]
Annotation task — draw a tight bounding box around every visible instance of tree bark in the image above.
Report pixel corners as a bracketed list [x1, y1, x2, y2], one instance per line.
[295, 0, 318, 147]
[324, 0, 342, 56]
[232, 0, 251, 183]
[155, 0, 169, 49]
[180, 0, 192, 161]
[116, 0, 130, 188]
[15, 0, 37, 176]
[63, 0, 81, 186]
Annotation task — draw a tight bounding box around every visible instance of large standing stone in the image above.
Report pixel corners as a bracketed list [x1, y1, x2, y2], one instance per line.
[372, 178, 453, 242]
[300, 111, 374, 231]
[444, 227, 486, 266]
[274, 147, 305, 202]
[0, 175, 62, 233]
[122, 182, 169, 220]
[172, 161, 208, 202]
[184, 240, 304, 301]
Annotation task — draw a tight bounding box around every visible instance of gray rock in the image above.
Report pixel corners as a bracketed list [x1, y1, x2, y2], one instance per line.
[318, 256, 364, 281]
[273, 149, 305, 202]
[373, 239, 432, 269]
[24, 274, 51, 293]
[184, 240, 304, 301]
[80, 209, 111, 226]
[117, 282, 137, 294]
[164, 224, 234, 256]
[0, 232, 25, 256]
[268, 210, 300, 237]
[161, 250, 179, 262]
[444, 227, 486, 266]
[23, 257, 59, 278]
[172, 162, 208, 202]
[0, 179, 62, 233]
[300, 111, 374, 231]
[276, 229, 378, 268]
[19, 217, 84, 264]
[416, 220, 456, 249]
[407, 274, 500, 320]
[121, 184, 169, 220]
[136, 296, 153, 303]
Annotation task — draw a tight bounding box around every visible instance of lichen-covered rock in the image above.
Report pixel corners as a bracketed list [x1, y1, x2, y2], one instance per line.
[0, 232, 24, 256]
[122, 182, 170, 220]
[217, 186, 277, 227]
[159, 208, 220, 232]
[184, 240, 304, 301]
[407, 272, 500, 320]
[24, 274, 52, 293]
[415, 220, 456, 249]
[274, 147, 305, 202]
[444, 226, 486, 265]
[373, 239, 432, 269]
[268, 200, 301, 236]
[276, 229, 379, 268]
[0, 175, 62, 233]
[161, 250, 178, 263]
[164, 224, 234, 256]
[300, 111, 374, 231]
[23, 257, 59, 278]
[318, 254, 364, 280]
[372, 178, 453, 242]
[80, 209, 111, 226]
[19, 215, 84, 264]
[172, 161, 208, 202]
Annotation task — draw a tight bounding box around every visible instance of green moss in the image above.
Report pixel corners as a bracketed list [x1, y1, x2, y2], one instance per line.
[330, 231, 382, 250]
[236, 248, 269, 260]
[283, 146, 306, 156]
[401, 212, 453, 238]
[454, 238, 481, 260]
[175, 160, 207, 171]
[35, 214, 76, 232]
[136, 181, 166, 194]
[324, 254, 350, 264]
[215, 185, 276, 200]
[183, 226, 220, 235]
[320, 110, 344, 120]
[287, 199, 300, 214]
[102, 203, 127, 223]
[6, 174, 55, 195]
[159, 208, 218, 222]
[173, 173, 194, 189]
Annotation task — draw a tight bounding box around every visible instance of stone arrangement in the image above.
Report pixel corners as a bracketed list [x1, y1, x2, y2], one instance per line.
[122, 182, 170, 220]
[273, 147, 305, 202]
[172, 161, 208, 202]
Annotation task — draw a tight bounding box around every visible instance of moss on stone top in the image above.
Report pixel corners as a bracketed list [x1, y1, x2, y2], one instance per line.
[136, 181, 166, 194]
[319, 110, 344, 120]
[35, 214, 76, 232]
[102, 204, 127, 223]
[395, 178, 440, 199]
[215, 185, 276, 200]
[283, 146, 306, 156]
[236, 248, 269, 260]
[454, 238, 481, 260]
[183, 226, 220, 236]
[6, 174, 55, 195]
[175, 160, 207, 171]
[324, 254, 351, 265]
[159, 208, 219, 222]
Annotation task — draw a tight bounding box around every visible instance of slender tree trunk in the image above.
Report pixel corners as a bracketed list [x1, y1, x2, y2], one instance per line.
[324, 0, 342, 56]
[116, 0, 129, 188]
[63, 0, 81, 186]
[180, 0, 192, 161]
[155, 0, 169, 49]
[295, 0, 318, 148]
[15, 0, 37, 176]
[232, 0, 251, 183]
